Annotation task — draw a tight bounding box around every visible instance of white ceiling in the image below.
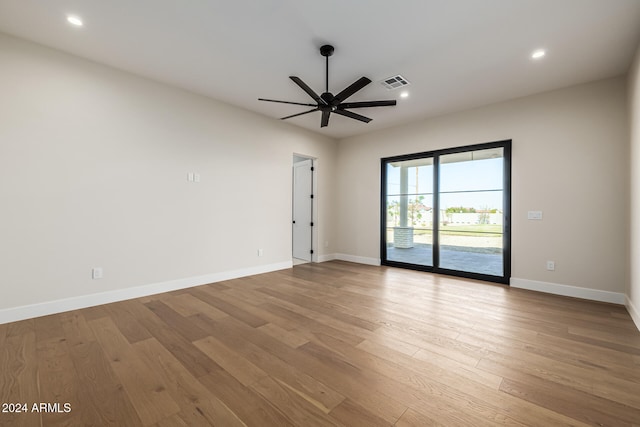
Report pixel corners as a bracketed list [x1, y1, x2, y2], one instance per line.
[1, 0, 640, 139]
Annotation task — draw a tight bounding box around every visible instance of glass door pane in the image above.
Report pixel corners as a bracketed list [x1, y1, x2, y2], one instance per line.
[385, 158, 434, 266]
[438, 147, 504, 276]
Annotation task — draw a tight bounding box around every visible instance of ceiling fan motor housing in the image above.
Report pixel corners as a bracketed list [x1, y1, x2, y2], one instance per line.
[321, 92, 334, 104]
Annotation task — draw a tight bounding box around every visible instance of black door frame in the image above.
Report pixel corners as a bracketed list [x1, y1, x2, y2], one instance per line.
[380, 140, 512, 284]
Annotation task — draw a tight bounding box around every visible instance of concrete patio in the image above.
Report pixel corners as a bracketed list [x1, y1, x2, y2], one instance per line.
[386, 243, 503, 276]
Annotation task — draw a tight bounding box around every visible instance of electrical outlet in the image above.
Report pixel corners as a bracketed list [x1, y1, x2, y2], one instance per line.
[92, 267, 103, 279]
[546, 261, 555, 271]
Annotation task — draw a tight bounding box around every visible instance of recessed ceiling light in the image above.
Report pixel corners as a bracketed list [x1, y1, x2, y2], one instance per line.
[400, 91, 409, 98]
[531, 49, 546, 59]
[66, 15, 84, 27]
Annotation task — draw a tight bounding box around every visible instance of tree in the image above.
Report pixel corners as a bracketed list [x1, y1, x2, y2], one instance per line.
[387, 199, 400, 226]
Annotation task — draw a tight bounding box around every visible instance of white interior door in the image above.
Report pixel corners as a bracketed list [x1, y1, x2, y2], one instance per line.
[293, 159, 313, 261]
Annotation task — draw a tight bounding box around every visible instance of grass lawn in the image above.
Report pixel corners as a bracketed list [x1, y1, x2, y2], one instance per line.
[440, 224, 502, 236]
[391, 224, 503, 238]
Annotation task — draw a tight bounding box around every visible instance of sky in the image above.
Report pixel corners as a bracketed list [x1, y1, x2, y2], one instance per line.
[386, 156, 504, 211]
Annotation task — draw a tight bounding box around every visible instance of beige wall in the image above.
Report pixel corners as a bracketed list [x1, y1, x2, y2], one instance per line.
[337, 77, 629, 294]
[0, 33, 337, 311]
[629, 42, 640, 326]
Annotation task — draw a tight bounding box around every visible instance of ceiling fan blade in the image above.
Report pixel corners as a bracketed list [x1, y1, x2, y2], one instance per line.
[281, 108, 318, 120]
[333, 77, 372, 104]
[320, 110, 330, 127]
[290, 76, 327, 105]
[259, 98, 317, 107]
[333, 109, 372, 123]
[339, 100, 397, 109]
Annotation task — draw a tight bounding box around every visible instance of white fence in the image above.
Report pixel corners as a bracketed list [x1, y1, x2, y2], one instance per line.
[444, 212, 502, 225]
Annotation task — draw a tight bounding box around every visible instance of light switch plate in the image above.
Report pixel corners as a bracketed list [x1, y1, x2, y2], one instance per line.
[527, 211, 543, 220]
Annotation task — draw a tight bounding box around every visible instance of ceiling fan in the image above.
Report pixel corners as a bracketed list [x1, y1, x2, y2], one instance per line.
[259, 44, 397, 128]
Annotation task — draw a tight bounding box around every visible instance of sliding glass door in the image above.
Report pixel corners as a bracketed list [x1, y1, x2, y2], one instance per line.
[384, 158, 434, 267]
[438, 147, 506, 276]
[381, 140, 511, 284]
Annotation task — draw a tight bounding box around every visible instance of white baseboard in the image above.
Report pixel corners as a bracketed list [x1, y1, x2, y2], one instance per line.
[510, 277, 626, 305]
[0, 261, 292, 325]
[626, 296, 640, 332]
[317, 253, 336, 263]
[334, 253, 381, 266]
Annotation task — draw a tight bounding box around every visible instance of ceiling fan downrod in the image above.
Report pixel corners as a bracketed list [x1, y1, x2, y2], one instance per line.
[320, 44, 334, 94]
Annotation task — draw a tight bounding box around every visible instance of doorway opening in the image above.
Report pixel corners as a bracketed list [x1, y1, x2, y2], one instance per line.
[292, 155, 317, 265]
[381, 140, 511, 284]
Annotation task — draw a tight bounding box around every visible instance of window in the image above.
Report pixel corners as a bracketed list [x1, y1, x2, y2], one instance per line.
[381, 140, 511, 284]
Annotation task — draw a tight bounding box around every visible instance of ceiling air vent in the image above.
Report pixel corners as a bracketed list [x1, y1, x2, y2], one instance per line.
[381, 75, 410, 90]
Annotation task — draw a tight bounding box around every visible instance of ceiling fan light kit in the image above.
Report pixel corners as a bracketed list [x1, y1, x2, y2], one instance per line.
[259, 44, 397, 128]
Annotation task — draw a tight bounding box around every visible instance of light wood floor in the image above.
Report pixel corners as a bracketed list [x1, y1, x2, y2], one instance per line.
[1, 261, 640, 426]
